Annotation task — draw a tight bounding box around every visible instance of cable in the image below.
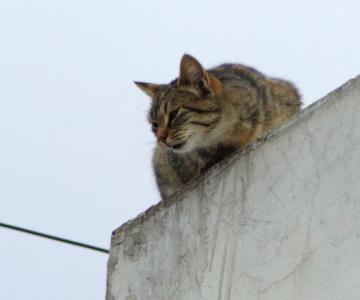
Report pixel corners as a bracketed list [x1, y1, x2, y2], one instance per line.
[0, 222, 109, 254]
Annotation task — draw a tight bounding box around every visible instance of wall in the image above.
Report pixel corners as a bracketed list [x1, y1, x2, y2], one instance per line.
[106, 75, 360, 300]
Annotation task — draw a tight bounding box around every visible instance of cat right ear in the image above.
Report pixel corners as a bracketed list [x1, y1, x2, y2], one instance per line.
[178, 54, 208, 88]
[134, 81, 165, 98]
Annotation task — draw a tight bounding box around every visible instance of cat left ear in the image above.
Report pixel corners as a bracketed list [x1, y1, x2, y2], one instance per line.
[134, 81, 165, 98]
[178, 54, 210, 92]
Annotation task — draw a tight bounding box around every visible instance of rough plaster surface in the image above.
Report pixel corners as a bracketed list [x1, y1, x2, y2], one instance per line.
[106, 76, 360, 300]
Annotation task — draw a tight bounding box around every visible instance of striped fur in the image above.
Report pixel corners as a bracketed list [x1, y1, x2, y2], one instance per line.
[135, 54, 302, 199]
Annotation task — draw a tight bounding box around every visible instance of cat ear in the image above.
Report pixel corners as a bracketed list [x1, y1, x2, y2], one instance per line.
[178, 54, 210, 92]
[134, 81, 165, 98]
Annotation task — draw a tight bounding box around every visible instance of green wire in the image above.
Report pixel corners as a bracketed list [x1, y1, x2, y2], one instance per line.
[0, 222, 109, 254]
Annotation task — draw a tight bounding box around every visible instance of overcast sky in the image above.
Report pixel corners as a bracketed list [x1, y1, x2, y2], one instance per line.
[1, 0, 360, 299]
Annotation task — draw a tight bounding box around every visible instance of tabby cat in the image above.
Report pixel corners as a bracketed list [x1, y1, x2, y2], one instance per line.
[135, 54, 301, 199]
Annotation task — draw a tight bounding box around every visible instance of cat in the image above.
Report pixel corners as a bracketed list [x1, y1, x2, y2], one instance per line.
[135, 54, 302, 199]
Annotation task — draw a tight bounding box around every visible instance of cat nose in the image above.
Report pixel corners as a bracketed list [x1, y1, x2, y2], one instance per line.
[157, 128, 169, 143]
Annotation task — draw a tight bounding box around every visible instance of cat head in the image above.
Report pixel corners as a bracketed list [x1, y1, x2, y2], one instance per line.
[135, 54, 223, 153]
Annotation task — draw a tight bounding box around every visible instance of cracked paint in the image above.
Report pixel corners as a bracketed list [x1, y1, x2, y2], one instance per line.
[106, 75, 360, 300]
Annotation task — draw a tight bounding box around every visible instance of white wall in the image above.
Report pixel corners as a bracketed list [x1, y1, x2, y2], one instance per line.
[106, 75, 360, 300]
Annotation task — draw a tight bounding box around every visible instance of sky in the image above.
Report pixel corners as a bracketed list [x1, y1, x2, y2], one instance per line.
[0, 0, 360, 299]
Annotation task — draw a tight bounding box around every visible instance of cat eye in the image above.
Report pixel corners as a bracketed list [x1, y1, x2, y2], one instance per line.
[169, 109, 180, 124]
[151, 122, 158, 129]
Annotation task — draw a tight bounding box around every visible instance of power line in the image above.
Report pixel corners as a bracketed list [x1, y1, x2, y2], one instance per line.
[0, 222, 109, 254]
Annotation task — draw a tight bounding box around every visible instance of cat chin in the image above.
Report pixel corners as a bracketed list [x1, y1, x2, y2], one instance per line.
[158, 133, 211, 154]
[169, 142, 193, 154]
[177, 136, 212, 153]
[165, 140, 197, 154]
[157, 141, 191, 153]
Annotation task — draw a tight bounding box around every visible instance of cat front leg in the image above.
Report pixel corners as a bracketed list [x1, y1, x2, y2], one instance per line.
[153, 145, 201, 199]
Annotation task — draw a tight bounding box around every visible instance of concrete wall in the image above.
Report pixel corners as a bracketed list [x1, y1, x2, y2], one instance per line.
[106, 76, 360, 300]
